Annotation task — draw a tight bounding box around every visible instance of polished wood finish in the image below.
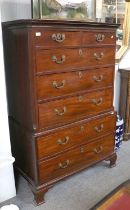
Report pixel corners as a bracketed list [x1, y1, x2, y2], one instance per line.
[34, 30, 115, 48]
[2, 20, 118, 205]
[38, 88, 113, 129]
[34, 30, 81, 47]
[36, 47, 115, 73]
[37, 113, 116, 160]
[38, 134, 115, 184]
[82, 31, 116, 46]
[119, 68, 130, 140]
[36, 67, 114, 101]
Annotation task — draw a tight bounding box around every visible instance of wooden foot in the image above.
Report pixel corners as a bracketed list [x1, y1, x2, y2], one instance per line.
[32, 188, 49, 205]
[105, 153, 117, 168]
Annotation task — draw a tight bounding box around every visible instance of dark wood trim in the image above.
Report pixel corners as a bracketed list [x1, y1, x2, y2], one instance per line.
[2, 19, 120, 29]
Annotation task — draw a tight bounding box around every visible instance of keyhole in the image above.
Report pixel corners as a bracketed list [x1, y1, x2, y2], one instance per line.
[78, 71, 83, 78]
[80, 147, 84, 153]
[79, 49, 83, 57]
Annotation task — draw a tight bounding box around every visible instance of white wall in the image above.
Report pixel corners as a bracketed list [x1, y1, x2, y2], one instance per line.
[114, 50, 130, 112]
[0, 0, 31, 202]
[0, 9, 16, 202]
[1, 0, 31, 22]
[119, 50, 130, 69]
[0, 0, 31, 155]
[0, 9, 11, 158]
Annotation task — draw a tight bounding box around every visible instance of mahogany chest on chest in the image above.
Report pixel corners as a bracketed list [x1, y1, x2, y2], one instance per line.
[2, 20, 118, 205]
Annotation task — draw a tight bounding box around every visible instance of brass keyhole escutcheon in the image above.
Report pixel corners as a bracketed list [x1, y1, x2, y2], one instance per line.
[80, 147, 84, 153]
[80, 126, 85, 132]
[78, 96, 83, 102]
[78, 71, 83, 79]
[79, 49, 83, 57]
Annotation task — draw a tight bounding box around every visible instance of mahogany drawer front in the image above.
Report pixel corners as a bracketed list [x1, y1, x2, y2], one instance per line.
[34, 30, 81, 47]
[38, 134, 115, 184]
[36, 67, 114, 101]
[34, 30, 115, 48]
[36, 47, 115, 73]
[82, 31, 116, 46]
[37, 113, 116, 160]
[38, 88, 113, 129]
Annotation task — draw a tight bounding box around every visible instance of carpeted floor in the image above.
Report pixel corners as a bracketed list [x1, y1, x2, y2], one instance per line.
[0, 141, 130, 210]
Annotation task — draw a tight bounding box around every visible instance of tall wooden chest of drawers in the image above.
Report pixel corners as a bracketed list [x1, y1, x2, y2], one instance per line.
[2, 20, 118, 205]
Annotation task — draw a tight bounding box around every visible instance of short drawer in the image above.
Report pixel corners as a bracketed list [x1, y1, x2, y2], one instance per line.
[82, 31, 116, 46]
[36, 67, 114, 101]
[36, 113, 116, 159]
[34, 30, 81, 47]
[38, 88, 113, 129]
[36, 47, 115, 73]
[38, 133, 115, 184]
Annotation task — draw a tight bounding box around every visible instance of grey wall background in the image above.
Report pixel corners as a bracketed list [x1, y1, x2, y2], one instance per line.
[1, 0, 31, 21]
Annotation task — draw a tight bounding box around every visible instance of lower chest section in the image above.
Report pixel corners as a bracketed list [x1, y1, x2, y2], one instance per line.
[35, 112, 116, 184]
[37, 133, 115, 184]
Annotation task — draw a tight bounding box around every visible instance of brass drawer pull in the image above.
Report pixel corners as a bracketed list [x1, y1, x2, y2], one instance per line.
[52, 80, 66, 89]
[94, 52, 104, 60]
[59, 160, 70, 169]
[54, 106, 67, 116]
[94, 146, 103, 154]
[57, 136, 69, 145]
[95, 34, 105, 42]
[93, 75, 103, 82]
[52, 55, 66, 64]
[52, 33, 65, 43]
[94, 124, 104, 133]
[92, 97, 103, 106]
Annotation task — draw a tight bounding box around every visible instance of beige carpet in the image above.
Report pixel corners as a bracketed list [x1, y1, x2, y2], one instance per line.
[0, 141, 130, 210]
